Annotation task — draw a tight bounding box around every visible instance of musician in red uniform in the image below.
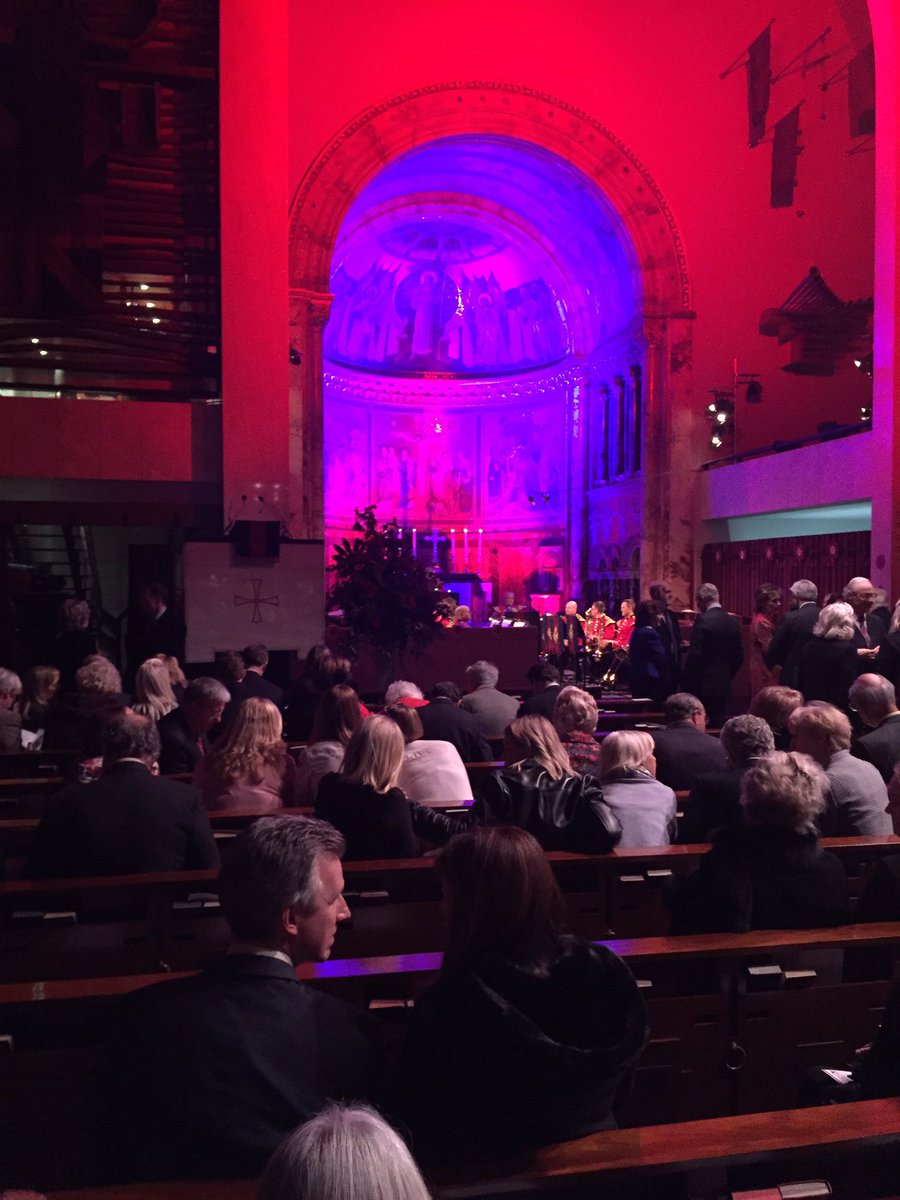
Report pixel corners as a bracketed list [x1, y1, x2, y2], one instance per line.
[612, 598, 636, 650]
[585, 601, 617, 649]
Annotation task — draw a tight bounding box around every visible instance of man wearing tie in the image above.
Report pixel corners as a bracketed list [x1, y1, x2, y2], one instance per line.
[844, 577, 886, 662]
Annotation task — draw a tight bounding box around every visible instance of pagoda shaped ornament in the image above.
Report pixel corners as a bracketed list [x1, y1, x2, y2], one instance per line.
[759, 266, 872, 376]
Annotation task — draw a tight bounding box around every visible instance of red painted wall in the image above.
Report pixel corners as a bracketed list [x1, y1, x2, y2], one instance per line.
[288, 0, 875, 458]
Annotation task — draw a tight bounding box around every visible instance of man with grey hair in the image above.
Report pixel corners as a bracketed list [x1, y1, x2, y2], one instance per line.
[105, 815, 376, 1180]
[0, 666, 22, 752]
[680, 714, 774, 843]
[765, 579, 820, 689]
[460, 659, 519, 736]
[682, 583, 743, 727]
[30, 710, 218, 878]
[844, 576, 886, 655]
[651, 692, 728, 791]
[849, 674, 900, 783]
[384, 679, 427, 707]
[158, 676, 230, 774]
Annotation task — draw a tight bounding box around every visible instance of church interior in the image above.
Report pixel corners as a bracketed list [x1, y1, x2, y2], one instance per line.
[4, 0, 900, 1196]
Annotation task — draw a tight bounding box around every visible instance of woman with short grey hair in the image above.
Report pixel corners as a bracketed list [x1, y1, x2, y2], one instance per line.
[258, 1105, 430, 1200]
[670, 750, 849, 934]
[797, 601, 861, 714]
[597, 730, 677, 847]
[0, 666, 23, 752]
[553, 685, 601, 773]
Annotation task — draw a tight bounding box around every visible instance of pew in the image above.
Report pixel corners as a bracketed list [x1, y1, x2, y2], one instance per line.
[3, 838, 900, 980]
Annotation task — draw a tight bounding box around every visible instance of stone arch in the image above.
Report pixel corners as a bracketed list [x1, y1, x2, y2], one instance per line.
[289, 81, 691, 319]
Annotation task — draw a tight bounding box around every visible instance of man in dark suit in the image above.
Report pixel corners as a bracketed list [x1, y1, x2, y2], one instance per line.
[651, 691, 728, 792]
[158, 676, 230, 774]
[845, 576, 887, 658]
[238, 642, 285, 708]
[558, 600, 586, 676]
[682, 583, 743, 728]
[30, 711, 218, 878]
[418, 681, 492, 762]
[764, 579, 820, 689]
[517, 662, 562, 719]
[126, 582, 186, 685]
[103, 815, 376, 1180]
[679, 714, 774, 843]
[850, 674, 900, 783]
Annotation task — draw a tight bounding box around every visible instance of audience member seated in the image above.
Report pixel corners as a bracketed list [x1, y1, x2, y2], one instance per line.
[849, 674, 900, 783]
[417, 680, 492, 763]
[160, 653, 188, 703]
[796, 602, 861, 714]
[131, 656, 178, 723]
[670, 752, 850, 934]
[680, 714, 775, 843]
[749, 684, 804, 751]
[0, 667, 23, 752]
[315, 715, 466, 859]
[392, 826, 648, 1159]
[473, 715, 621, 853]
[194, 697, 296, 812]
[553, 684, 602, 774]
[44, 656, 129, 776]
[651, 691, 728, 790]
[30, 710, 218, 878]
[215, 650, 246, 731]
[628, 600, 674, 707]
[296, 684, 363, 804]
[157, 676, 229, 775]
[517, 661, 562, 719]
[384, 679, 429, 708]
[52, 597, 99, 692]
[453, 604, 472, 627]
[258, 1105, 430, 1200]
[597, 730, 677, 846]
[788, 702, 892, 837]
[385, 703, 472, 806]
[236, 642, 285, 708]
[18, 665, 60, 735]
[284, 650, 359, 743]
[459, 659, 519, 737]
[103, 816, 376, 1180]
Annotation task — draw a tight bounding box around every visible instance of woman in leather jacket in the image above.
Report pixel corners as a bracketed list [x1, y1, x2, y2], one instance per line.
[316, 714, 469, 859]
[392, 826, 648, 1158]
[473, 715, 621, 853]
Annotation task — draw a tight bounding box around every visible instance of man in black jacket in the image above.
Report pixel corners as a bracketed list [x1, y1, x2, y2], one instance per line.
[30, 711, 218, 877]
[850, 673, 900, 783]
[682, 583, 743, 727]
[764, 578, 820, 689]
[157, 677, 230, 774]
[679, 714, 774, 844]
[104, 815, 377, 1180]
[517, 662, 562, 720]
[418, 681, 492, 762]
[651, 692, 728, 792]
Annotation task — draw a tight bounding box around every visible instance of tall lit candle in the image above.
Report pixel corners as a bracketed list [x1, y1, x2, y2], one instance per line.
[412, 528, 417, 557]
[478, 528, 483, 562]
[463, 527, 469, 562]
[450, 528, 456, 565]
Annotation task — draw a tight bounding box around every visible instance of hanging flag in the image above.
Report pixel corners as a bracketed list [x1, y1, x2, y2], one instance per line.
[847, 42, 875, 136]
[747, 27, 771, 147]
[771, 106, 801, 207]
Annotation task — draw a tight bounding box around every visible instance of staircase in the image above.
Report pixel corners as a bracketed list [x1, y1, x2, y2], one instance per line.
[1, 525, 102, 611]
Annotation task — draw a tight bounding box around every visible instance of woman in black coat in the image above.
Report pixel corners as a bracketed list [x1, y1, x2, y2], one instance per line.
[669, 750, 849, 934]
[392, 825, 648, 1159]
[473, 715, 621, 854]
[796, 601, 861, 714]
[315, 714, 467, 860]
[628, 600, 675, 707]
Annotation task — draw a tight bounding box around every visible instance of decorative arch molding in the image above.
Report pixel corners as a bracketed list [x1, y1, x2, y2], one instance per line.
[289, 81, 692, 320]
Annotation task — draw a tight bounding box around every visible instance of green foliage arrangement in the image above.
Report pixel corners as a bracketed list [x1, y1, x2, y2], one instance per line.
[327, 506, 442, 658]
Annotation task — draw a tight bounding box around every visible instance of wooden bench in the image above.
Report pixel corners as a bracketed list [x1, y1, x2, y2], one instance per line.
[3, 838, 900, 979]
[21, 1095, 900, 1197]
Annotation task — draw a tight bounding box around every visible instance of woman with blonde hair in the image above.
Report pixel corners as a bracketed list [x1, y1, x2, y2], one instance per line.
[797, 601, 860, 713]
[194, 697, 296, 812]
[258, 1105, 430, 1200]
[53, 597, 98, 691]
[315, 714, 466, 859]
[597, 730, 677, 846]
[473, 715, 621, 853]
[553, 684, 601, 773]
[132, 657, 178, 722]
[159, 654, 187, 702]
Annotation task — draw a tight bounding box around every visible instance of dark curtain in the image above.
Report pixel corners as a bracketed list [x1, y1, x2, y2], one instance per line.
[771, 105, 801, 208]
[747, 27, 771, 148]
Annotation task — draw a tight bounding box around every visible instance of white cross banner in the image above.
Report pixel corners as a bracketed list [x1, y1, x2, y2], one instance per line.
[184, 541, 324, 663]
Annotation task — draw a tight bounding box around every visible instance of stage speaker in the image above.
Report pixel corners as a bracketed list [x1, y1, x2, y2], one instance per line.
[232, 520, 280, 559]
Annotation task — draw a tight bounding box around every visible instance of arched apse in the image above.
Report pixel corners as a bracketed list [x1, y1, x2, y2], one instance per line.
[289, 82, 695, 603]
